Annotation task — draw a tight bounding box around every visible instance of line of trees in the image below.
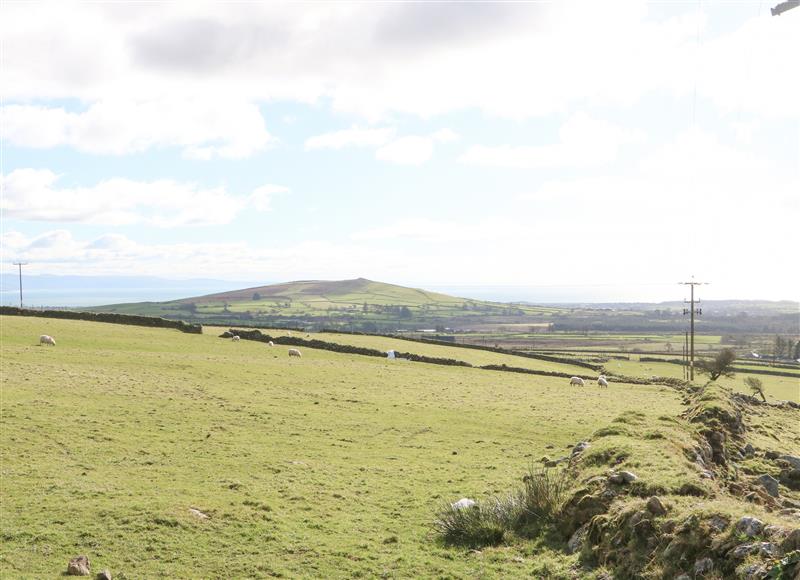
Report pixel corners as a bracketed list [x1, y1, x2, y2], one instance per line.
[773, 335, 800, 360]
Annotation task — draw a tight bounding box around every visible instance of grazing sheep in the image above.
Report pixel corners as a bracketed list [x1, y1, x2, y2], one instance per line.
[598, 377, 609, 388]
[569, 376, 585, 387]
[39, 335, 56, 346]
[288, 348, 302, 358]
[232, 335, 240, 342]
[268, 341, 274, 347]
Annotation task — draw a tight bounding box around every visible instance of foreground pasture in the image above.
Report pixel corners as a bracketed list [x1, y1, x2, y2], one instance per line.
[0, 316, 685, 578]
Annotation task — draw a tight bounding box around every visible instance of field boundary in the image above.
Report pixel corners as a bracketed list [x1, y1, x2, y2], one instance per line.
[638, 356, 800, 379]
[316, 328, 604, 371]
[229, 328, 676, 385]
[0, 307, 203, 334]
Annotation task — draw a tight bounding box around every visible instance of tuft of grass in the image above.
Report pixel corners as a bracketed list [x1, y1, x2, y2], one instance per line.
[433, 501, 507, 547]
[515, 466, 573, 527]
[434, 465, 574, 547]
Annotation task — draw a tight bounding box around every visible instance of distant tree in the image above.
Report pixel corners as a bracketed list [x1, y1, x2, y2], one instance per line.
[399, 306, 412, 319]
[362, 302, 368, 313]
[744, 376, 766, 402]
[435, 324, 445, 333]
[696, 348, 737, 381]
[794, 340, 800, 360]
[252, 292, 261, 301]
[665, 342, 673, 353]
[183, 302, 198, 313]
[774, 335, 786, 360]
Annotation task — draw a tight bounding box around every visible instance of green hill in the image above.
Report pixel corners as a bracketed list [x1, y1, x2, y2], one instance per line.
[86, 278, 556, 331]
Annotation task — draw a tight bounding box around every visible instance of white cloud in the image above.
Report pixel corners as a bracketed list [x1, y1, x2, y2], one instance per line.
[4, 2, 795, 123]
[305, 126, 458, 164]
[0, 230, 395, 282]
[460, 113, 645, 169]
[519, 128, 798, 247]
[352, 218, 525, 243]
[1, 99, 273, 159]
[304, 126, 395, 150]
[0, 169, 288, 226]
[249, 185, 290, 211]
[374, 136, 435, 165]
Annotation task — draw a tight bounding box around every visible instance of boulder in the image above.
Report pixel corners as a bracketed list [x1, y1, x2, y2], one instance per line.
[609, 470, 638, 484]
[781, 528, 800, 552]
[735, 516, 764, 538]
[567, 523, 588, 554]
[67, 555, 90, 576]
[96, 571, 112, 580]
[731, 542, 779, 559]
[188, 507, 209, 519]
[743, 443, 755, 457]
[737, 563, 768, 580]
[646, 496, 667, 516]
[219, 331, 233, 338]
[571, 442, 590, 457]
[694, 557, 714, 575]
[709, 515, 729, 533]
[757, 474, 780, 497]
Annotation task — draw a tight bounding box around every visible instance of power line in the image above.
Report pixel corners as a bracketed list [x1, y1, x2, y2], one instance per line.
[12, 262, 28, 308]
[680, 277, 709, 381]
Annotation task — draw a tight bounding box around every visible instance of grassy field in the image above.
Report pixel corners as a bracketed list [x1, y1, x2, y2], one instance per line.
[2, 315, 692, 578]
[608, 358, 799, 402]
[213, 327, 595, 377]
[221, 327, 799, 403]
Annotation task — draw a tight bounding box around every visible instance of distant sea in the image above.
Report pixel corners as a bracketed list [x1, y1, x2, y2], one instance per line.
[0, 275, 258, 308]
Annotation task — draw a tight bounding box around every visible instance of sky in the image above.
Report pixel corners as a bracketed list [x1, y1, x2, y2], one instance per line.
[1, 1, 798, 303]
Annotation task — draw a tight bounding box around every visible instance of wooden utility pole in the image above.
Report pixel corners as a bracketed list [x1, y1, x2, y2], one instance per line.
[680, 278, 708, 381]
[12, 262, 28, 308]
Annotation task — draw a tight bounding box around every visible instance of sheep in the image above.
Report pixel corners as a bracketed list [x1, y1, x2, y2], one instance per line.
[288, 348, 302, 358]
[268, 341, 274, 347]
[451, 498, 476, 510]
[39, 335, 56, 346]
[598, 376, 609, 388]
[232, 335, 240, 342]
[569, 376, 585, 387]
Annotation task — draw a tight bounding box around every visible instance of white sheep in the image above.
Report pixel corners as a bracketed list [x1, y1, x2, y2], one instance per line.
[39, 335, 56, 346]
[451, 498, 476, 510]
[288, 348, 302, 358]
[598, 376, 609, 388]
[268, 341, 274, 347]
[232, 335, 240, 342]
[569, 376, 585, 387]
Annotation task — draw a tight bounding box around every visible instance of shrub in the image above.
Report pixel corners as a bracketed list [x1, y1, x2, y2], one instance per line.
[744, 376, 766, 402]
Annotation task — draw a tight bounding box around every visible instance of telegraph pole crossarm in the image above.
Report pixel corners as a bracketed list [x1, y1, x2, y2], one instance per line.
[680, 278, 709, 381]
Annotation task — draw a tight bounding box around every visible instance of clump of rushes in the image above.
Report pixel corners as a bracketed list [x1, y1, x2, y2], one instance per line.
[433, 499, 508, 547]
[515, 465, 573, 526]
[434, 465, 573, 546]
